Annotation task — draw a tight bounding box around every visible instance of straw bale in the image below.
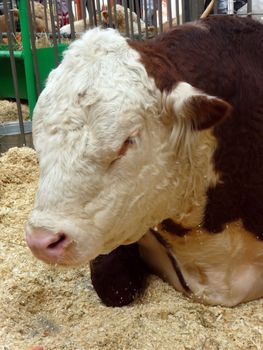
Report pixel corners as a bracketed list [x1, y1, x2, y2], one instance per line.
[0, 147, 262, 350]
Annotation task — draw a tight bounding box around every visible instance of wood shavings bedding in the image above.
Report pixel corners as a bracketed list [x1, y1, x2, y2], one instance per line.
[0, 100, 29, 123]
[0, 147, 262, 350]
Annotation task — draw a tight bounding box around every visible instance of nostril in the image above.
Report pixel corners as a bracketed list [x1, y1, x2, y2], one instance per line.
[47, 233, 67, 250]
[26, 228, 74, 264]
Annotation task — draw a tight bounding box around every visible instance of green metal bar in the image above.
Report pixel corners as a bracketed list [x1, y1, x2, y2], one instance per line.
[18, 0, 37, 118]
[0, 50, 24, 59]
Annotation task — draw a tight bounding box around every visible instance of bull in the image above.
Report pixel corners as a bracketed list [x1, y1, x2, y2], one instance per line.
[26, 15, 263, 307]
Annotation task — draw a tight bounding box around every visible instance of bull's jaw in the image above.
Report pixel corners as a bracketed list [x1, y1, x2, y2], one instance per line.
[26, 125, 217, 267]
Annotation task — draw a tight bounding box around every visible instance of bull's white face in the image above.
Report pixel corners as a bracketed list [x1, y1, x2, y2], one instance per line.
[26, 29, 173, 265]
[26, 28, 230, 266]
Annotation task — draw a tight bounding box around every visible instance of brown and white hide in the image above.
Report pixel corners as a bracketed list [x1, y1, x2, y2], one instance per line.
[26, 15, 263, 307]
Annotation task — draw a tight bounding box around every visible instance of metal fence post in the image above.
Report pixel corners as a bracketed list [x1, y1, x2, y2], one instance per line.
[18, 0, 37, 118]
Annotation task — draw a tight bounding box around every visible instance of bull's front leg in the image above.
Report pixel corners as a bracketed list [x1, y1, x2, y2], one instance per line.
[90, 243, 149, 307]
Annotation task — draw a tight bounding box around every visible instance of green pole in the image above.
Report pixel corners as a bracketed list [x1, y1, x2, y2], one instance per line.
[18, 0, 37, 118]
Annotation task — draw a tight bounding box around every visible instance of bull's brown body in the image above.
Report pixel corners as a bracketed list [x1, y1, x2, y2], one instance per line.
[92, 16, 263, 306]
[26, 15, 263, 307]
[130, 15, 263, 238]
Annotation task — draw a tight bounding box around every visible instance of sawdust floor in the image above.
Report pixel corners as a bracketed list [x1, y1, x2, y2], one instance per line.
[0, 100, 29, 123]
[0, 147, 262, 350]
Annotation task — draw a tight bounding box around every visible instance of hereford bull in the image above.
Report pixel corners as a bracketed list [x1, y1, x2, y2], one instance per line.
[26, 15, 263, 307]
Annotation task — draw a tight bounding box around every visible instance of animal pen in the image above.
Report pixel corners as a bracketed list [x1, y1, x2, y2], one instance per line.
[1, 1, 263, 349]
[0, 0, 262, 153]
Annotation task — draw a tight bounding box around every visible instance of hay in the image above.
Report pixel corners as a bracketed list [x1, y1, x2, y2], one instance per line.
[0, 100, 29, 123]
[0, 147, 262, 350]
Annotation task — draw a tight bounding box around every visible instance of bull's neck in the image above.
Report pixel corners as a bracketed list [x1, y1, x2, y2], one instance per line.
[128, 39, 218, 229]
[160, 128, 218, 229]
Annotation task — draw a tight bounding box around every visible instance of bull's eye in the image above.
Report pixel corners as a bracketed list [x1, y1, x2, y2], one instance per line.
[125, 137, 136, 146]
[109, 131, 140, 167]
[118, 137, 136, 157]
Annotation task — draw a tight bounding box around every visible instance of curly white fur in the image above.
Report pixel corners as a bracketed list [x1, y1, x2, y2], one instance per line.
[28, 28, 219, 263]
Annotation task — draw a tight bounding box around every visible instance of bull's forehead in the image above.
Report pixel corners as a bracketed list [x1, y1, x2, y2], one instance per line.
[33, 28, 159, 142]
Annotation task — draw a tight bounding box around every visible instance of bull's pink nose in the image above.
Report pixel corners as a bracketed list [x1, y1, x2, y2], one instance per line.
[26, 228, 72, 264]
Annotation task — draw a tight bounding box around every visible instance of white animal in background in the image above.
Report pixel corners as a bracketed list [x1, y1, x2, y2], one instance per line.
[59, 4, 146, 35]
[59, 18, 90, 35]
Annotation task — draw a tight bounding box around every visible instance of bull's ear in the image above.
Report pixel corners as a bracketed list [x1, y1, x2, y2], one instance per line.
[163, 82, 232, 130]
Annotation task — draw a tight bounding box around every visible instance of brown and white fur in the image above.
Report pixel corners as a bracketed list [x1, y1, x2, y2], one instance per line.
[26, 15, 263, 307]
